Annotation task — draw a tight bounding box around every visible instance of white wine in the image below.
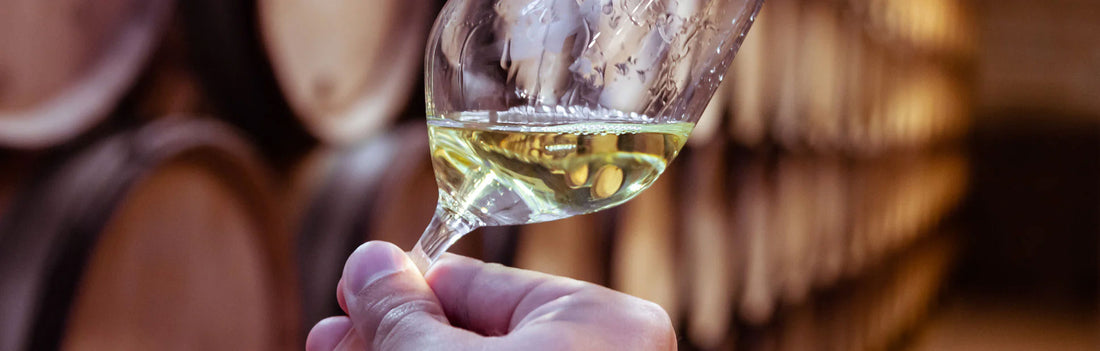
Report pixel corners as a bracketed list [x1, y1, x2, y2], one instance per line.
[427, 110, 692, 226]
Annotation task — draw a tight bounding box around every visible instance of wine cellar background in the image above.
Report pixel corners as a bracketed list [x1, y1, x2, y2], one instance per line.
[1, 0, 1096, 350]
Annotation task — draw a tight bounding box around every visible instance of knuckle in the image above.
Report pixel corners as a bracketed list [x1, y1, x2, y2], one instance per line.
[374, 298, 444, 348]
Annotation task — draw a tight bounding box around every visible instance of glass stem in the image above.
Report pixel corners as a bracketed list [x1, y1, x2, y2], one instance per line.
[410, 204, 479, 274]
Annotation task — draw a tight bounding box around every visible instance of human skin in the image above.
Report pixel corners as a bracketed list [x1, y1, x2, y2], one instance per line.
[306, 241, 676, 351]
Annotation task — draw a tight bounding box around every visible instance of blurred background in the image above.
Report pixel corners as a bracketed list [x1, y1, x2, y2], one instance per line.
[0, 0, 1096, 350]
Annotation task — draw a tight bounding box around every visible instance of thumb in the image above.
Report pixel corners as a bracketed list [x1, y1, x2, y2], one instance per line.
[340, 241, 480, 351]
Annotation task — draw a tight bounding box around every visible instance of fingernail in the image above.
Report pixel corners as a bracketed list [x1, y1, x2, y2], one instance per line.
[343, 241, 409, 295]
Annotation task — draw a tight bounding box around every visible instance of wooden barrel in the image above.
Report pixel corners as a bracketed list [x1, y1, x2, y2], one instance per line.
[732, 231, 958, 351]
[0, 118, 297, 351]
[0, 0, 171, 149]
[678, 140, 735, 349]
[772, 155, 817, 306]
[728, 5, 768, 148]
[844, 151, 969, 276]
[762, 0, 804, 150]
[807, 156, 848, 290]
[797, 0, 844, 150]
[724, 0, 974, 154]
[292, 122, 515, 334]
[259, 0, 435, 145]
[177, 0, 314, 164]
[612, 165, 682, 324]
[734, 153, 780, 326]
[839, 4, 869, 155]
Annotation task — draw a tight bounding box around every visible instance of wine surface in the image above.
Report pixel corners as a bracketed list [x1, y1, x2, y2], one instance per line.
[428, 110, 692, 226]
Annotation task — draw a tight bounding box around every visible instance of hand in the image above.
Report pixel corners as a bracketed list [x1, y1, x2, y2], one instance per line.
[306, 241, 675, 351]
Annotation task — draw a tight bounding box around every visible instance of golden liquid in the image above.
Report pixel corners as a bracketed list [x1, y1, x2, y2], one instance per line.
[428, 116, 692, 225]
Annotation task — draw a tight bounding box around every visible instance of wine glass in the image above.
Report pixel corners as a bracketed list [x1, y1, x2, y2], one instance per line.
[411, 0, 765, 272]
